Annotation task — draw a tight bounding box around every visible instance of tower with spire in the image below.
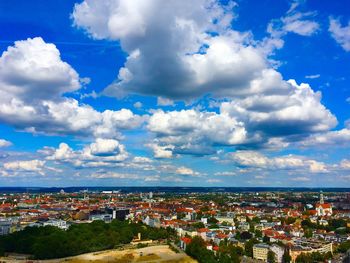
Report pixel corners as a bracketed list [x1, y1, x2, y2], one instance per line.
[320, 191, 324, 204]
[316, 190, 332, 217]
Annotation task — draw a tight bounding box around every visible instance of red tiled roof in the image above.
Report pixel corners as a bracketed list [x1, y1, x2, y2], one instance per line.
[316, 203, 331, 209]
[198, 228, 210, 233]
[181, 237, 192, 244]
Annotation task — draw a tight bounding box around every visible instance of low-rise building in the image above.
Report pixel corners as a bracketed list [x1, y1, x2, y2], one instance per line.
[270, 244, 284, 263]
[253, 243, 269, 262]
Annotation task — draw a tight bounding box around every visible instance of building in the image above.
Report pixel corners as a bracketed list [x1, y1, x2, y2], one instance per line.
[89, 214, 113, 223]
[315, 191, 332, 217]
[43, 219, 68, 230]
[180, 237, 192, 251]
[106, 208, 130, 221]
[270, 244, 284, 263]
[0, 220, 11, 235]
[253, 243, 269, 262]
[290, 239, 333, 262]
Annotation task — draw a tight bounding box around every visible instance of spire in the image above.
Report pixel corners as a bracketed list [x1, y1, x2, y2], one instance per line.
[320, 191, 324, 204]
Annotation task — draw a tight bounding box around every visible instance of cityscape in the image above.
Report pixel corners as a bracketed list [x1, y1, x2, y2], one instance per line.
[1, 0, 350, 262]
[0, 188, 349, 262]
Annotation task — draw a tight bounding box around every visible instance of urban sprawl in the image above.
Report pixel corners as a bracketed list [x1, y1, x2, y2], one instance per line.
[0, 190, 350, 262]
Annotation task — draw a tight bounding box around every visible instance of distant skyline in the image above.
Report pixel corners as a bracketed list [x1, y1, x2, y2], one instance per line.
[0, 0, 350, 187]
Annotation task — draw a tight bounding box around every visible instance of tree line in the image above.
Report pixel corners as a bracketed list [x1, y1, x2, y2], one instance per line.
[0, 220, 174, 259]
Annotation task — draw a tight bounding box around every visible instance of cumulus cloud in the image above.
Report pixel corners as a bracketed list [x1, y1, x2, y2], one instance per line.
[230, 150, 328, 173]
[157, 97, 175, 106]
[340, 159, 350, 169]
[0, 139, 12, 148]
[72, 0, 279, 100]
[133, 101, 142, 108]
[0, 37, 145, 138]
[72, 1, 335, 156]
[329, 17, 350, 51]
[301, 128, 350, 147]
[147, 109, 247, 156]
[47, 138, 128, 168]
[70, 0, 321, 102]
[175, 166, 200, 176]
[2, 159, 47, 176]
[147, 143, 174, 158]
[146, 79, 336, 156]
[0, 37, 81, 102]
[221, 80, 337, 137]
[89, 138, 122, 156]
[133, 156, 153, 163]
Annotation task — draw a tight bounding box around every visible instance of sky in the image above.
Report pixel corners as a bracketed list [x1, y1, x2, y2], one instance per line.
[0, 0, 350, 187]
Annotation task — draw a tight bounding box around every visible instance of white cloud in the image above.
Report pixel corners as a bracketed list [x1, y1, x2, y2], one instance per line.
[262, 3, 319, 54]
[162, 176, 184, 182]
[133, 101, 142, 108]
[0, 37, 81, 102]
[144, 175, 160, 182]
[147, 109, 247, 156]
[214, 171, 237, 176]
[268, 1, 319, 38]
[133, 156, 153, 163]
[340, 159, 350, 169]
[72, 0, 336, 154]
[281, 12, 319, 36]
[291, 176, 311, 182]
[89, 138, 122, 156]
[230, 150, 328, 173]
[72, 0, 279, 100]
[47, 138, 128, 168]
[0, 37, 145, 138]
[146, 78, 336, 156]
[0, 139, 12, 148]
[301, 128, 350, 147]
[175, 166, 199, 176]
[206, 179, 222, 183]
[147, 143, 174, 158]
[305, 74, 320, 79]
[90, 171, 139, 179]
[3, 160, 46, 175]
[221, 80, 337, 137]
[329, 17, 350, 51]
[157, 97, 175, 106]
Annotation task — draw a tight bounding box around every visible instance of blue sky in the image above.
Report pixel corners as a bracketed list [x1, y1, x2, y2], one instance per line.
[0, 0, 350, 187]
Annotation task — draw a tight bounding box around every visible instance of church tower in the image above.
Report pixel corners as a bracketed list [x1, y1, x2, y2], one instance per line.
[320, 191, 324, 204]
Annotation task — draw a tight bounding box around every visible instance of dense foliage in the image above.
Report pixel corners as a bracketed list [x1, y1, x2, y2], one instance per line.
[0, 220, 174, 259]
[295, 252, 333, 263]
[186, 236, 217, 263]
[301, 218, 350, 233]
[185, 236, 244, 263]
[337, 241, 350, 253]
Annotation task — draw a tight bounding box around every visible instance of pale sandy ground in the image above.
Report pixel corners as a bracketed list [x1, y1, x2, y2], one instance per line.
[0, 245, 197, 263]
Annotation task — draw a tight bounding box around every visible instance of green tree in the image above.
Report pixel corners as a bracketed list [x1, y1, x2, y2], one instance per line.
[282, 250, 291, 263]
[244, 239, 259, 257]
[268, 250, 276, 263]
[263, 235, 270, 243]
[337, 241, 350, 253]
[185, 236, 216, 263]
